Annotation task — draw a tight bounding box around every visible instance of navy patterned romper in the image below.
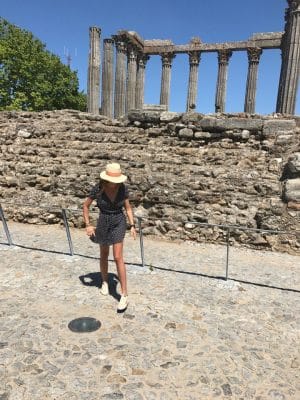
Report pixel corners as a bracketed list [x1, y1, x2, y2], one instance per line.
[88, 183, 129, 246]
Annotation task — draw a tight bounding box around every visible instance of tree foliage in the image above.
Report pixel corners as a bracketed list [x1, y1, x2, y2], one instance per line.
[0, 18, 86, 111]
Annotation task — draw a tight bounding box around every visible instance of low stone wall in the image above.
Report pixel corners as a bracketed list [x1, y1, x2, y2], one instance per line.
[0, 109, 299, 254]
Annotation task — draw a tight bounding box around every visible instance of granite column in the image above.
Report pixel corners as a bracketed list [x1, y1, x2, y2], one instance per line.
[135, 55, 149, 110]
[276, 0, 300, 114]
[215, 50, 232, 113]
[114, 40, 127, 118]
[126, 45, 138, 112]
[87, 27, 101, 114]
[160, 53, 176, 109]
[186, 51, 201, 111]
[244, 47, 262, 114]
[101, 39, 114, 118]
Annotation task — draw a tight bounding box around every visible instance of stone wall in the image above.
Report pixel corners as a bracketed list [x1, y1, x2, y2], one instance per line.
[0, 109, 299, 254]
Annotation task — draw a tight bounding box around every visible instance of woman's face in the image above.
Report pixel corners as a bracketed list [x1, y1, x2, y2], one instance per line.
[104, 181, 119, 190]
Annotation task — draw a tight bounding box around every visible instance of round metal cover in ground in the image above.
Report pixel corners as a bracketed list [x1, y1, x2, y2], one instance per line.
[68, 317, 101, 333]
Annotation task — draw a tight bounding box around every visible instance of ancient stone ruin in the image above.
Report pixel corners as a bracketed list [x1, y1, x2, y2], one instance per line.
[0, 1, 299, 255]
[0, 110, 299, 254]
[87, 0, 300, 117]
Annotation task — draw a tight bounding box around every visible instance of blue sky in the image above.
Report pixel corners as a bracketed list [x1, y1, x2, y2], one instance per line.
[1, 0, 299, 115]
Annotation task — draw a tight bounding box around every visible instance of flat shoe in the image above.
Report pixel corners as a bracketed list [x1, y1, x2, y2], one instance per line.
[100, 281, 109, 296]
[117, 295, 128, 312]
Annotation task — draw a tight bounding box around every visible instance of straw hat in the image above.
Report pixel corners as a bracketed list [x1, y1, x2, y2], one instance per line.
[100, 163, 127, 183]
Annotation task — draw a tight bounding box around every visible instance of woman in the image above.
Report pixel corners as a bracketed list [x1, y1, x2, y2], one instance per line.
[83, 163, 136, 312]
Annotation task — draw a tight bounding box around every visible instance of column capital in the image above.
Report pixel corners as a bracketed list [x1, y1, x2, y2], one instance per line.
[188, 51, 201, 66]
[138, 54, 150, 68]
[127, 45, 138, 61]
[247, 47, 262, 63]
[112, 35, 128, 54]
[287, 1, 300, 12]
[161, 52, 176, 67]
[217, 49, 233, 65]
[104, 38, 114, 45]
[89, 26, 101, 35]
[115, 41, 127, 54]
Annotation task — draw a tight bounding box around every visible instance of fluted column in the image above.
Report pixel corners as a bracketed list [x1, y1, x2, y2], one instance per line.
[87, 27, 101, 114]
[101, 39, 114, 118]
[215, 50, 232, 113]
[244, 47, 262, 114]
[186, 51, 201, 111]
[126, 45, 138, 112]
[135, 54, 149, 110]
[114, 40, 127, 118]
[276, 0, 300, 114]
[160, 53, 176, 109]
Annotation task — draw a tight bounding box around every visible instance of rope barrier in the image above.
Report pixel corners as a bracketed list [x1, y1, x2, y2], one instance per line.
[0, 202, 298, 282]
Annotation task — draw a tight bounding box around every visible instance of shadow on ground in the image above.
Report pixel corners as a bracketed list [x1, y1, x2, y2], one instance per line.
[1, 242, 299, 294]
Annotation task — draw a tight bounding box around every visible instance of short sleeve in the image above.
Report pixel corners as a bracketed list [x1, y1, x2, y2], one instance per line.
[88, 184, 99, 200]
[124, 185, 129, 199]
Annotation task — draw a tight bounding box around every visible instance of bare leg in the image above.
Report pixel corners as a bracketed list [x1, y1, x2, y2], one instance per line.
[113, 242, 127, 296]
[100, 245, 109, 284]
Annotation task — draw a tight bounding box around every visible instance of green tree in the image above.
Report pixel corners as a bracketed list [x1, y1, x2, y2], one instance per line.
[0, 18, 86, 111]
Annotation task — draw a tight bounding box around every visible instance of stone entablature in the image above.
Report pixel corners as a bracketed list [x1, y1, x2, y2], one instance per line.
[115, 30, 283, 54]
[142, 34, 283, 54]
[250, 32, 283, 40]
[144, 39, 174, 46]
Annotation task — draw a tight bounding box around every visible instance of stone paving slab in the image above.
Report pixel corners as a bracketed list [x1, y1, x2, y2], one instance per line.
[0, 222, 299, 399]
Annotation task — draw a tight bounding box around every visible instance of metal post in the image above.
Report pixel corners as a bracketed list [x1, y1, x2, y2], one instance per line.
[225, 228, 230, 280]
[0, 204, 13, 246]
[137, 217, 145, 268]
[62, 209, 74, 256]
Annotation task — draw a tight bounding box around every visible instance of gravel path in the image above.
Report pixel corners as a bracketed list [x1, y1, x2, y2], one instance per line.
[0, 222, 299, 399]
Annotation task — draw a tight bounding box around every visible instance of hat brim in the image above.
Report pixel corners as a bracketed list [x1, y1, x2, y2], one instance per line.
[100, 171, 127, 183]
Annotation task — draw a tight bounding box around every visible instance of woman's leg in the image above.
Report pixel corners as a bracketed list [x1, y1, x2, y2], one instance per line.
[100, 245, 109, 284]
[113, 242, 127, 296]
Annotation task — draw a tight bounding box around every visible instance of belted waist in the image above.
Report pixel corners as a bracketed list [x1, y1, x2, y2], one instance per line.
[100, 209, 123, 215]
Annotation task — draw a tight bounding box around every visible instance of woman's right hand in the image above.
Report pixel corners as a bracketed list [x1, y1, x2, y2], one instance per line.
[86, 225, 95, 237]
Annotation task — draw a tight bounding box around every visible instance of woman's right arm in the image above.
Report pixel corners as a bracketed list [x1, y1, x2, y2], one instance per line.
[83, 197, 95, 237]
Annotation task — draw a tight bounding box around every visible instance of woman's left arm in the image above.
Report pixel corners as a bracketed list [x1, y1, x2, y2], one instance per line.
[124, 199, 136, 239]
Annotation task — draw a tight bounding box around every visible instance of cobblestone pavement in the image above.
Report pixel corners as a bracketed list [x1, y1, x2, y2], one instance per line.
[0, 222, 299, 400]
